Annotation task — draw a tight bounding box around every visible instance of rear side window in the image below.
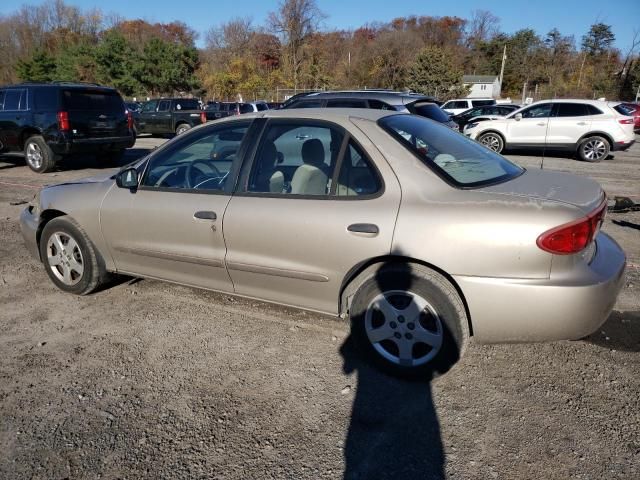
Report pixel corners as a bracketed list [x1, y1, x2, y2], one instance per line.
[471, 100, 496, 107]
[34, 88, 59, 110]
[63, 89, 123, 113]
[4, 89, 27, 111]
[255, 103, 269, 111]
[336, 140, 381, 196]
[587, 105, 604, 115]
[410, 102, 450, 123]
[368, 99, 394, 110]
[379, 114, 523, 187]
[175, 99, 199, 110]
[238, 103, 253, 114]
[326, 99, 368, 108]
[157, 100, 171, 112]
[555, 103, 588, 117]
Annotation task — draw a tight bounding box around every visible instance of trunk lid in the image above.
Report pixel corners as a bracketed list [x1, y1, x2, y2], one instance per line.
[62, 88, 129, 138]
[479, 168, 605, 214]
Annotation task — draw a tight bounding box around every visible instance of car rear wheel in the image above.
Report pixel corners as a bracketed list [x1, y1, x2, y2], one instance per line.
[176, 123, 191, 135]
[24, 136, 59, 173]
[477, 132, 504, 153]
[349, 263, 469, 379]
[578, 136, 610, 162]
[39, 217, 110, 295]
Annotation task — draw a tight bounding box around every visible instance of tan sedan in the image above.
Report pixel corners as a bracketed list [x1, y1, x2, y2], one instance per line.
[20, 109, 626, 377]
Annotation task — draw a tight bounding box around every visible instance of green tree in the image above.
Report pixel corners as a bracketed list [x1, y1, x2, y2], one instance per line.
[138, 38, 199, 95]
[406, 46, 468, 99]
[55, 42, 98, 82]
[16, 50, 56, 81]
[581, 23, 615, 56]
[95, 31, 141, 96]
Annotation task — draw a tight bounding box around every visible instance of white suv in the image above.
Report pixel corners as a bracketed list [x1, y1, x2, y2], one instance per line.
[441, 98, 496, 115]
[464, 99, 636, 162]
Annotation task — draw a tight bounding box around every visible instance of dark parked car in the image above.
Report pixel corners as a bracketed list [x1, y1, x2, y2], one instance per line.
[452, 104, 521, 129]
[281, 90, 458, 129]
[125, 101, 142, 113]
[0, 82, 135, 173]
[134, 98, 206, 136]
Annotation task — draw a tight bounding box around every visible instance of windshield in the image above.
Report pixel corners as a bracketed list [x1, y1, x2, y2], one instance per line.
[379, 114, 523, 187]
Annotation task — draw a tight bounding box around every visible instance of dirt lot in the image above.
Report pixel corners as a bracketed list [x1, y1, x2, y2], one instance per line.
[1, 136, 639, 479]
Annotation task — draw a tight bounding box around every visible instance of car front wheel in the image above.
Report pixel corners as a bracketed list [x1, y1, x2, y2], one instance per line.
[39, 217, 109, 295]
[477, 132, 504, 153]
[349, 263, 469, 379]
[176, 124, 191, 135]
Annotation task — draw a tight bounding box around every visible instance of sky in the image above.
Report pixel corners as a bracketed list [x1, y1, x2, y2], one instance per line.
[2, 0, 639, 52]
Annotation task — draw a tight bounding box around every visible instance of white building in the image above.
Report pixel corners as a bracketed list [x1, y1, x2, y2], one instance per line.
[462, 75, 501, 99]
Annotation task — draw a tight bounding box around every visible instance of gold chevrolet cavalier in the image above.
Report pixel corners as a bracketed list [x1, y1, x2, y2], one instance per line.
[20, 109, 626, 376]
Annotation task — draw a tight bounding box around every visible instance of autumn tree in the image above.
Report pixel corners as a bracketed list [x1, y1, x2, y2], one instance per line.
[406, 47, 468, 99]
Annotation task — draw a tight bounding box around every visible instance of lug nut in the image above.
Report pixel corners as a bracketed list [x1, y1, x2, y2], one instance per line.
[390, 321, 397, 329]
[407, 323, 415, 330]
[394, 332, 402, 339]
[405, 333, 413, 340]
[398, 315, 405, 323]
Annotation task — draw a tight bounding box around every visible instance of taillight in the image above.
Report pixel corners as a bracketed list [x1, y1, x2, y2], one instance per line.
[537, 200, 606, 255]
[57, 111, 70, 131]
[618, 118, 634, 124]
[200, 111, 207, 124]
[127, 111, 133, 129]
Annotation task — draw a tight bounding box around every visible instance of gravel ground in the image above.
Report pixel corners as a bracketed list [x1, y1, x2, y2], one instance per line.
[0, 136, 639, 479]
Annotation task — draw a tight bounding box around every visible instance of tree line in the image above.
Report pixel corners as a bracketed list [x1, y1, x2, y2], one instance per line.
[1, 0, 638, 101]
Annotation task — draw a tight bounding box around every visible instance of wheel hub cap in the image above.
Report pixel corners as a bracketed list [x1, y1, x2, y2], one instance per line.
[26, 143, 43, 169]
[364, 290, 443, 367]
[46, 232, 84, 286]
[480, 135, 500, 151]
[584, 140, 606, 160]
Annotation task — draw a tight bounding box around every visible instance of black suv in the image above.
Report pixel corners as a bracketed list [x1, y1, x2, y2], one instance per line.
[0, 82, 135, 173]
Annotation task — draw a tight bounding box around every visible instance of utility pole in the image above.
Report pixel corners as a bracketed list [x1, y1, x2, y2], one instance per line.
[498, 45, 507, 92]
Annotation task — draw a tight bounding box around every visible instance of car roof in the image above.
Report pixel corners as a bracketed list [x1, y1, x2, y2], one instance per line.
[214, 107, 400, 123]
[529, 98, 610, 106]
[296, 90, 435, 105]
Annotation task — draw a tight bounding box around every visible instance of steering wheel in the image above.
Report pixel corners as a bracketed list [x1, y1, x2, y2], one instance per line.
[185, 161, 221, 188]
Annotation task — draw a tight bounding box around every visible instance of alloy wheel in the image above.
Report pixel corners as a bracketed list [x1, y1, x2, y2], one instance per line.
[26, 142, 43, 170]
[46, 232, 84, 286]
[364, 290, 443, 367]
[480, 134, 501, 152]
[583, 140, 607, 160]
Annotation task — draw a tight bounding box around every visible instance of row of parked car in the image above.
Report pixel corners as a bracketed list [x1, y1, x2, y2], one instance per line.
[0, 81, 637, 173]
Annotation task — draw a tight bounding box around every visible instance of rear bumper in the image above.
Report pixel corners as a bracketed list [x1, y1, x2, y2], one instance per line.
[48, 133, 135, 155]
[611, 139, 635, 151]
[454, 232, 626, 343]
[20, 206, 41, 261]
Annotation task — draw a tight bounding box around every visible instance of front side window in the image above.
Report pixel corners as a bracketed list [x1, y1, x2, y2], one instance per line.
[246, 122, 344, 195]
[142, 123, 249, 192]
[520, 103, 553, 118]
[142, 100, 158, 113]
[555, 103, 588, 117]
[379, 114, 523, 187]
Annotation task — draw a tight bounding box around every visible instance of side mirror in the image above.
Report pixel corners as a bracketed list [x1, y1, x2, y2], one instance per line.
[116, 167, 139, 190]
[514, 113, 523, 121]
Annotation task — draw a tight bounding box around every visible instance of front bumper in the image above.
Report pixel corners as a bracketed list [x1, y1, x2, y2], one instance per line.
[20, 206, 41, 261]
[454, 232, 626, 343]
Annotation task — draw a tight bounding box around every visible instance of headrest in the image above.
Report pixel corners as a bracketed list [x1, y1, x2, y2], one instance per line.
[301, 139, 325, 167]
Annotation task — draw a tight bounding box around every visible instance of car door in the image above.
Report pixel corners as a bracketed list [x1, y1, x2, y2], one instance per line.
[546, 103, 592, 146]
[506, 103, 554, 145]
[223, 118, 402, 314]
[0, 89, 28, 150]
[155, 100, 172, 133]
[137, 100, 158, 133]
[100, 120, 253, 292]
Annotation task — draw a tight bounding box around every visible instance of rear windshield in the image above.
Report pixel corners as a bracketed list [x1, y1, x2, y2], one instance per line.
[410, 102, 451, 123]
[379, 114, 523, 187]
[62, 89, 123, 112]
[613, 104, 636, 116]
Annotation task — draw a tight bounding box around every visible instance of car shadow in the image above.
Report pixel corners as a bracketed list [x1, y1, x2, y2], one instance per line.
[340, 261, 452, 480]
[583, 310, 640, 352]
[612, 220, 640, 231]
[59, 148, 153, 171]
[505, 148, 615, 161]
[0, 153, 25, 169]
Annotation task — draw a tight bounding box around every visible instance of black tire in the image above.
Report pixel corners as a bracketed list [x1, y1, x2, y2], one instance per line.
[175, 123, 191, 135]
[477, 132, 504, 153]
[349, 263, 469, 379]
[39, 217, 110, 295]
[578, 135, 610, 162]
[24, 135, 59, 173]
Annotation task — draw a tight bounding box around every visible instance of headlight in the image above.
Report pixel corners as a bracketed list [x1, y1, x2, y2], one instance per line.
[466, 122, 479, 130]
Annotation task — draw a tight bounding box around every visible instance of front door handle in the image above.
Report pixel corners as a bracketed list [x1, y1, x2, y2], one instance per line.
[536, 122, 546, 126]
[577, 122, 588, 125]
[194, 211, 217, 220]
[347, 223, 379, 235]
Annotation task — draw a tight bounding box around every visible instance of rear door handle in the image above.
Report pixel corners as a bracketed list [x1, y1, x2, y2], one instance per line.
[577, 122, 588, 125]
[194, 211, 217, 220]
[347, 223, 379, 235]
[536, 122, 546, 126]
